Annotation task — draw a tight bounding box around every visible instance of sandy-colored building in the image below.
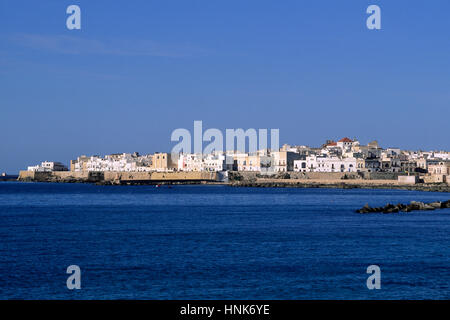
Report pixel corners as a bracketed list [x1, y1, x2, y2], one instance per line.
[71, 156, 90, 171]
[427, 161, 450, 184]
[152, 153, 177, 171]
[428, 161, 450, 175]
[271, 151, 303, 172]
[355, 158, 381, 173]
[416, 158, 440, 172]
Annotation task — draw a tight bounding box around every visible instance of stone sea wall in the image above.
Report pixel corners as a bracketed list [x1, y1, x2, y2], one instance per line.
[18, 171, 219, 184]
[228, 171, 450, 192]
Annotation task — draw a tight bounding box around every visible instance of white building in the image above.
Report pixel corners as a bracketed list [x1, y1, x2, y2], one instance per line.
[28, 161, 68, 172]
[177, 153, 228, 172]
[72, 153, 153, 172]
[178, 153, 204, 172]
[336, 137, 355, 152]
[204, 154, 228, 172]
[294, 155, 357, 173]
[434, 152, 450, 160]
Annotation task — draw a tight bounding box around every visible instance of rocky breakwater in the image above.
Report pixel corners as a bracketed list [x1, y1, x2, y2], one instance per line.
[356, 200, 450, 214]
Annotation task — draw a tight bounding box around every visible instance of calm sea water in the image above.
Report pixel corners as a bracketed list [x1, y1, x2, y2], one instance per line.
[0, 182, 449, 299]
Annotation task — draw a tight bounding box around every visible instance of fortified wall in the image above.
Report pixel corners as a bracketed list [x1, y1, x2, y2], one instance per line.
[18, 171, 219, 184]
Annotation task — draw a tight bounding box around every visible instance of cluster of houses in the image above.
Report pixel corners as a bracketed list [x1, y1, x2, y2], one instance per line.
[27, 138, 450, 183]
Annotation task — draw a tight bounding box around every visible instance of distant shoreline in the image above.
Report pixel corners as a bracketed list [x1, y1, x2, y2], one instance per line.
[0, 175, 19, 182]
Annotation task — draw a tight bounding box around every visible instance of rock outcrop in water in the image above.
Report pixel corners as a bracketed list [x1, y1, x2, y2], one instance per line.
[356, 200, 450, 214]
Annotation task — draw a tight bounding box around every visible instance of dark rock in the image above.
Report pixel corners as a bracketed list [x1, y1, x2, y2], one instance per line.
[441, 200, 450, 208]
[423, 204, 435, 211]
[357, 199, 450, 214]
[429, 202, 442, 209]
[401, 206, 412, 212]
[356, 203, 372, 213]
[383, 207, 399, 213]
[409, 201, 424, 210]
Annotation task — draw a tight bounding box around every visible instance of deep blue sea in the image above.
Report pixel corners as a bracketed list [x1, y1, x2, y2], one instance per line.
[0, 182, 449, 299]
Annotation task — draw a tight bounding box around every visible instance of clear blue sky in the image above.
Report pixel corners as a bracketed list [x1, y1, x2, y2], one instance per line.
[1, 0, 449, 173]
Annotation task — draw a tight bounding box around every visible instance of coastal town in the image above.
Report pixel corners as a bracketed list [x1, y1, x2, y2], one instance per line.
[21, 137, 450, 187]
